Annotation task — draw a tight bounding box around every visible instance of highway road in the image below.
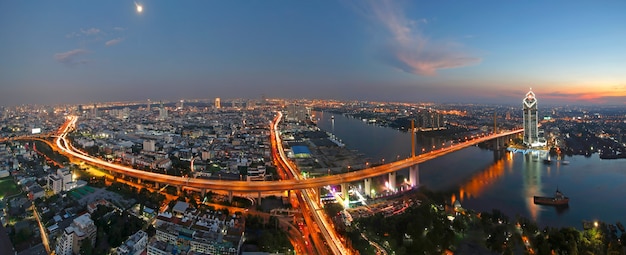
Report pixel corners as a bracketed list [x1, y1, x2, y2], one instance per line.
[46, 116, 522, 193]
[269, 113, 329, 254]
[3, 113, 522, 255]
[271, 112, 350, 255]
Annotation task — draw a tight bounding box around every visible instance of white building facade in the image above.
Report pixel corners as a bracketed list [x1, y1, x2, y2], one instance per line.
[522, 90, 545, 147]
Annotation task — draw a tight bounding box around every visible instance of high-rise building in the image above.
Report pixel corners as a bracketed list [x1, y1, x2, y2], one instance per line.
[215, 98, 221, 109]
[116, 230, 148, 255]
[47, 168, 74, 194]
[143, 140, 156, 152]
[159, 108, 168, 120]
[55, 214, 96, 255]
[147, 99, 151, 111]
[523, 89, 539, 147]
[91, 104, 98, 118]
[158, 101, 168, 120]
[55, 227, 74, 255]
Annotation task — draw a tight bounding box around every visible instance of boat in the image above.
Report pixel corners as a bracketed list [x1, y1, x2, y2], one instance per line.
[543, 154, 552, 165]
[534, 188, 569, 206]
[561, 160, 570, 165]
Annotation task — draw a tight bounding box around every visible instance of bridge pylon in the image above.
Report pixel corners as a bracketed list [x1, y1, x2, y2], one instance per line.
[388, 172, 397, 192]
[411, 119, 416, 157]
[409, 165, 419, 188]
[341, 183, 349, 208]
[363, 178, 372, 198]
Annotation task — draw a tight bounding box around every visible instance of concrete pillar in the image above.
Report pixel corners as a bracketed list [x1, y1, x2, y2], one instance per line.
[388, 172, 397, 192]
[155, 182, 159, 189]
[409, 165, 419, 188]
[363, 178, 372, 198]
[228, 191, 233, 203]
[493, 149, 504, 162]
[341, 183, 349, 207]
[411, 120, 416, 157]
[257, 192, 262, 206]
[201, 189, 206, 197]
[176, 186, 181, 196]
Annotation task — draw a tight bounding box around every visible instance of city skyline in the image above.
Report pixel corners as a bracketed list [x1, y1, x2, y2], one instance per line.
[1, 1, 626, 106]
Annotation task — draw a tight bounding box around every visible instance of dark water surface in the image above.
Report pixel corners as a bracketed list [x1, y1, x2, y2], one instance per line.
[314, 111, 626, 228]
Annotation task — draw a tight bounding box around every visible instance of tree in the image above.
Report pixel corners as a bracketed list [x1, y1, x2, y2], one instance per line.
[268, 216, 279, 229]
[189, 196, 198, 208]
[108, 225, 123, 247]
[168, 200, 178, 211]
[80, 239, 94, 255]
[146, 225, 156, 237]
[323, 202, 344, 217]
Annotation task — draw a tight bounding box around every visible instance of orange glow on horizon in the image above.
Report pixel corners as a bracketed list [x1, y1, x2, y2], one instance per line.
[539, 83, 626, 104]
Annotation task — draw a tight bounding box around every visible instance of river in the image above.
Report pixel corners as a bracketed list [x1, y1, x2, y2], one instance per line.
[313, 111, 626, 228]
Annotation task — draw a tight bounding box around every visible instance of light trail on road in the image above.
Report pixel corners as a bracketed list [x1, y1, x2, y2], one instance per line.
[272, 112, 349, 255]
[5, 113, 522, 255]
[48, 116, 522, 193]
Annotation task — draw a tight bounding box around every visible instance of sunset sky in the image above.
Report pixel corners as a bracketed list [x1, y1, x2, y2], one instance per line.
[1, 1, 625, 106]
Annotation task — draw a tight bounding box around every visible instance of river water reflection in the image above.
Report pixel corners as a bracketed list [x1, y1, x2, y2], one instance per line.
[313, 111, 626, 228]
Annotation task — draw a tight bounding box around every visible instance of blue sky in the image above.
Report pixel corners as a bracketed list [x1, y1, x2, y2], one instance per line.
[1, 1, 625, 106]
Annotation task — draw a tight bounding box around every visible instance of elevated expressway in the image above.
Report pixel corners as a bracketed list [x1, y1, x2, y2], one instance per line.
[7, 116, 523, 193]
[271, 112, 348, 255]
[5, 114, 521, 255]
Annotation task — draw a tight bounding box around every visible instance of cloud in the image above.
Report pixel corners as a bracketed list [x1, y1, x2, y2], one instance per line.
[105, 38, 124, 47]
[113, 27, 127, 31]
[81, 27, 101, 36]
[363, 0, 481, 76]
[65, 32, 80, 38]
[54, 49, 89, 66]
[542, 90, 626, 105]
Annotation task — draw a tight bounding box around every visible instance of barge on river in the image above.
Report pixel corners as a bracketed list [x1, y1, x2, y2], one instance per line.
[534, 189, 569, 206]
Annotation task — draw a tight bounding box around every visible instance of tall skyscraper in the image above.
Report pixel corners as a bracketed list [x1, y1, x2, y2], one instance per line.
[523, 89, 539, 146]
[91, 104, 98, 118]
[215, 97, 221, 109]
[158, 101, 168, 120]
[55, 214, 96, 255]
[159, 107, 168, 120]
[147, 99, 151, 111]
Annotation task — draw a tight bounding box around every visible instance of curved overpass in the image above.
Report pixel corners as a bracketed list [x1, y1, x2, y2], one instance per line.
[24, 115, 522, 192]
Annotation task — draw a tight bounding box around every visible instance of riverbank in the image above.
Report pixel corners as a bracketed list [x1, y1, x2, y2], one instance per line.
[314, 110, 626, 230]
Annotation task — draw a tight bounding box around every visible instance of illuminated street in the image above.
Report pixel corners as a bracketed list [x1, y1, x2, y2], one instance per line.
[47, 116, 521, 193]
